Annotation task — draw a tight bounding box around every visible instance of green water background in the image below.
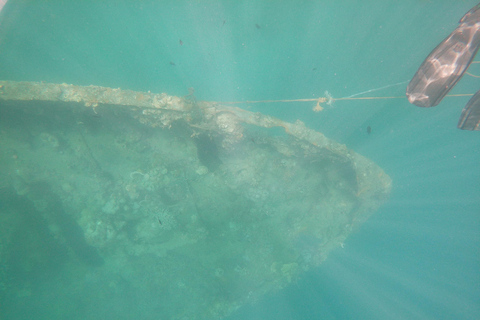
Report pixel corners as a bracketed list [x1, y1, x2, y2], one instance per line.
[0, 1, 479, 319]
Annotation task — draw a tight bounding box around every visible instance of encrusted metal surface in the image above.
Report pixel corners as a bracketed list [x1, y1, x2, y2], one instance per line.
[0, 80, 391, 319]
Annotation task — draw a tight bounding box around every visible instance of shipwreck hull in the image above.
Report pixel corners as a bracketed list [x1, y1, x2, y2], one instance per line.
[0, 81, 391, 319]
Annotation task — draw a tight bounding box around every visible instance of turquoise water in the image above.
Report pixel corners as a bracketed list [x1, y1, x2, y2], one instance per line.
[0, 1, 479, 319]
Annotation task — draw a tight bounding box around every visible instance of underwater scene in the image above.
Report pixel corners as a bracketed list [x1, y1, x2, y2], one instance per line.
[0, 1, 478, 320]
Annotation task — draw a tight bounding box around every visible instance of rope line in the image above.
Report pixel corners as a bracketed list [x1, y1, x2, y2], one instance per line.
[216, 63, 480, 107]
[466, 71, 480, 78]
[217, 93, 474, 105]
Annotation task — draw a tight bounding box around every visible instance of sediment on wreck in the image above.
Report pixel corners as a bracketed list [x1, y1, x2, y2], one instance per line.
[0, 80, 391, 320]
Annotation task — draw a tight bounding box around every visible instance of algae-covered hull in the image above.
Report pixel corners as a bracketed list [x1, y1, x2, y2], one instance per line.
[0, 81, 391, 319]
